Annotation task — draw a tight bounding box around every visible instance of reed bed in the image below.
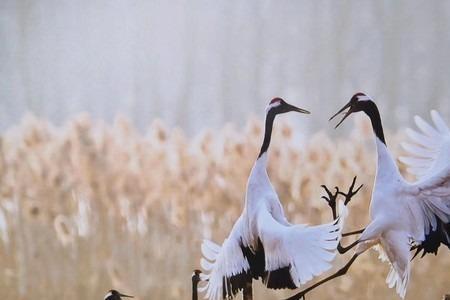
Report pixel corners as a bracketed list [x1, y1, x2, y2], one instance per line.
[0, 114, 448, 300]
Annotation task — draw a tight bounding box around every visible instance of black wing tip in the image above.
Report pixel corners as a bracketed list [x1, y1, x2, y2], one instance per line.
[263, 266, 297, 290]
[412, 219, 450, 260]
[222, 271, 252, 299]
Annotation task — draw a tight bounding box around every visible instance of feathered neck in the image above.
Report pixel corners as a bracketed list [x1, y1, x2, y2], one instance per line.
[359, 100, 386, 145]
[258, 111, 276, 159]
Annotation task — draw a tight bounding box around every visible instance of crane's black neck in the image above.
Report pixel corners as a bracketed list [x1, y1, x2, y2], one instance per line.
[359, 100, 386, 145]
[258, 111, 276, 158]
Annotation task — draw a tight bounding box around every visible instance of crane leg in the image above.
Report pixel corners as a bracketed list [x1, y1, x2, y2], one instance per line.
[337, 239, 360, 254]
[243, 277, 252, 300]
[284, 254, 359, 300]
[320, 176, 363, 220]
[342, 228, 365, 237]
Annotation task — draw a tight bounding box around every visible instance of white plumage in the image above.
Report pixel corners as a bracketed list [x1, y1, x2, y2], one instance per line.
[400, 111, 450, 181]
[330, 95, 450, 299]
[199, 99, 347, 300]
[400, 110, 450, 250]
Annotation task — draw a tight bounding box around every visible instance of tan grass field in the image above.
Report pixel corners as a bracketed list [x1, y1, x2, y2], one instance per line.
[0, 114, 448, 300]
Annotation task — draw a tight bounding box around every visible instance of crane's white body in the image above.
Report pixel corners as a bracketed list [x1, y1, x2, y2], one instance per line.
[200, 136, 346, 300]
[355, 111, 450, 298]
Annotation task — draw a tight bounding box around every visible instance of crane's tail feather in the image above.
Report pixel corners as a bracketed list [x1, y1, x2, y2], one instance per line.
[386, 263, 410, 299]
[376, 233, 411, 299]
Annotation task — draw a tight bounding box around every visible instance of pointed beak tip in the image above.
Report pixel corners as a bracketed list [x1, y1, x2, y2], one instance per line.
[288, 103, 309, 114]
[329, 102, 353, 128]
[329, 111, 342, 122]
[292, 107, 310, 114]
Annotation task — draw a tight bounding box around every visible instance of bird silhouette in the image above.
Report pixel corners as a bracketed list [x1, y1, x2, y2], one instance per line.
[104, 289, 133, 300]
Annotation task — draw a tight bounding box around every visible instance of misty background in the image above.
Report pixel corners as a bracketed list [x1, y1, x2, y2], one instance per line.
[1, 0, 450, 134]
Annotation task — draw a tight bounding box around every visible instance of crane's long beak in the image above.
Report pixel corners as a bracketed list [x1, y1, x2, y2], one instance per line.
[287, 103, 310, 114]
[119, 293, 134, 298]
[329, 102, 353, 128]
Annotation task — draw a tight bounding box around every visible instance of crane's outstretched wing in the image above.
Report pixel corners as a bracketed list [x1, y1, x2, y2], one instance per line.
[257, 201, 346, 288]
[400, 110, 450, 180]
[199, 216, 250, 300]
[400, 110, 450, 256]
[408, 166, 450, 257]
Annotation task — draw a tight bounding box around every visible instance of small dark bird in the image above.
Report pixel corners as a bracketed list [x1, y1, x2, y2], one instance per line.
[104, 290, 134, 300]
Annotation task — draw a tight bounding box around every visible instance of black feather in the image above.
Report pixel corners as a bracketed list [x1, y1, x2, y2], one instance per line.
[412, 218, 450, 259]
[241, 239, 297, 290]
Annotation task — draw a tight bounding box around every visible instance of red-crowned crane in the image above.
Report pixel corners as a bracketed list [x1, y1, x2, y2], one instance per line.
[199, 98, 349, 300]
[286, 93, 450, 300]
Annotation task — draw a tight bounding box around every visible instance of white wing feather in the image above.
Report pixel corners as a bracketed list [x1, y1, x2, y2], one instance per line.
[200, 216, 250, 300]
[400, 111, 450, 239]
[411, 167, 450, 231]
[400, 110, 450, 181]
[257, 201, 346, 286]
[200, 201, 348, 299]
